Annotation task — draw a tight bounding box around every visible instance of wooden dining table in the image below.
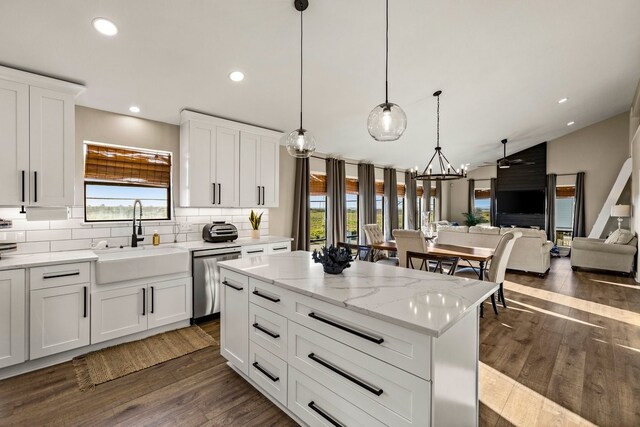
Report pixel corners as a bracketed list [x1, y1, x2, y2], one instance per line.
[370, 240, 495, 280]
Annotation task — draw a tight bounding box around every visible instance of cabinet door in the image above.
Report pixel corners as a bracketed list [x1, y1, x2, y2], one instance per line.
[29, 86, 75, 206]
[30, 284, 89, 359]
[0, 80, 29, 206]
[215, 127, 240, 207]
[259, 136, 279, 207]
[239, 131, 260, 206]
[0, 270, 25, 369]
[182, 121, 215, 207]
[220, 268, 249, 375]
[148, 278, 192, 329]
[91, 286, 147, 344]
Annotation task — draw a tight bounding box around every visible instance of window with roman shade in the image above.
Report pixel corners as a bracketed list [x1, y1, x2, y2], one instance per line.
[345, 178, 359, 242]
[83, 142, 172, 222]
[309, 173, 328, 249]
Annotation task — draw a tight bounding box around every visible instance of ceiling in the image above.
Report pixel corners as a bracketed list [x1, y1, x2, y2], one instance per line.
[1, 0, 639, 171]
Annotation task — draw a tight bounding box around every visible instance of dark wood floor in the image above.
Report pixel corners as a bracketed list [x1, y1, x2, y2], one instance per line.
[1, 257, 639, 426]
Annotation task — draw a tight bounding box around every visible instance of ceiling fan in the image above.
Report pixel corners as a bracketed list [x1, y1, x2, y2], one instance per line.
[483, 139, 535, 169]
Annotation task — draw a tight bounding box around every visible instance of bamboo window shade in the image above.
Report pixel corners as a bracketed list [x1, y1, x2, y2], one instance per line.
[474, 189, 491, 199]
[310, 174, 327, 195]
[416, 186, 436, 197]
[84, 143, 172, 188]
[556, 186, 576, 198]
[346, 178, 359, 194]
[397, 184, 406, 197]
[375, 181, 384, 196]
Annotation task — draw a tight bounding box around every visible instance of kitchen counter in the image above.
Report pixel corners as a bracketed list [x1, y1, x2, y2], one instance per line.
[219, 250, 498, 337]
[175, 236, 293, 252]
[0, 250, 98, 271]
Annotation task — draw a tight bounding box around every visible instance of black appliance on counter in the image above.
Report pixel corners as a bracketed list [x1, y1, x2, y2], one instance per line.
[202, 222, 238, 243]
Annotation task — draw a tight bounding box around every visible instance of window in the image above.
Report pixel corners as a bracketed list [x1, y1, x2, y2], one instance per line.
[310, 174, 327, 250]
[375, 180, 384, 231]
[345, 177, 359, 243]
[84, 142, 171, 222]
[473, 188, 491, 223]
[416, 196, 422, 228]
[397, 183, 405, 229]
[555, 185, 576, 246]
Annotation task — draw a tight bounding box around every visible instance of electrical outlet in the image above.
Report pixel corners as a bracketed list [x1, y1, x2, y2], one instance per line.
[178, 222, 193, 232]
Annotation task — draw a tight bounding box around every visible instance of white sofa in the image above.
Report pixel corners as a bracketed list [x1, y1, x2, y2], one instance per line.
[570, 236, 637, 274]
[436, 225, 553, 275]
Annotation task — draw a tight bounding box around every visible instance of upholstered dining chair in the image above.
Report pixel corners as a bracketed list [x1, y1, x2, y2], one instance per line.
[337, 242, 372, 262]
[392, 229, 428, 269]
[362, 224, 398, 266]
[482, 231, 522, 316]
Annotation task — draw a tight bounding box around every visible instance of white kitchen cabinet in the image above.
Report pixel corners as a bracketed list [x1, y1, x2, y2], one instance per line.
[239, 132, 280, 207]
[147, 277, 192, 329]
[30, 284, 89, 359]
[269, 241, 291, 254]
[0, 66, 83, 207]
[242, 244, 269, 258]
[180, 110, 281, 208]
[91, 285, 147, 344]
[220, 268, 249, 375]
[0, 269, 25, 369]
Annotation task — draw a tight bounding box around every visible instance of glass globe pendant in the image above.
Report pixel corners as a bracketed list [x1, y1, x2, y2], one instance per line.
[286, 0, 316, 159]
[368, 0, 406, 142]
[286, 128, 315, 158]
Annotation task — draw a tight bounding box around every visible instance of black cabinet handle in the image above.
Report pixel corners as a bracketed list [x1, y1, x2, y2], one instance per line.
[272, 246, 288, 252]
[83, 286, 87, 318]
[262, 186, 265, 205]
[33, 171, 37, 203]
[218, 183, 221, 204]
[246, 249, 264, 254]
[212, 183, 216, 205]
[150, 286, 154, 314]
[257, 185, 261, 205]
[21, 170, 25, 202]
[252, 290, 280, 303]
[252, 362, 279, 382]
[308, 401, 343, 427]
[308, 353, 383, 396]
[43, 271, 80, 280]
[222, 280, 243, 291]
[142, 288, 146, 316]
[308, 312, 384, 344]
[252, 322, 280, 338]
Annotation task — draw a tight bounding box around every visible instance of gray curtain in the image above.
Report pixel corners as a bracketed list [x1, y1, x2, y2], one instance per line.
[436, 180, 442, 220]
[358, 163, 376, 244]
[572, 172, 586, 238]
[546, 174, 557, 241]
[383, 168, 398, 240]
[490, 178, 497, 226]
[405, 171, 417, 229]
[326, 158, 346, 247]
[291, 157, 310, 251]
[425, 180, 432, 223]
[467, 179, 475, 213]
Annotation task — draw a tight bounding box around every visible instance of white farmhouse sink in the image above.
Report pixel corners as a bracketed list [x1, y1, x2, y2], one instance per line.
[95, 246, 190, 284]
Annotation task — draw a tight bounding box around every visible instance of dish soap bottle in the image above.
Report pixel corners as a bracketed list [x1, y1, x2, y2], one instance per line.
[153, 230, 160, 246]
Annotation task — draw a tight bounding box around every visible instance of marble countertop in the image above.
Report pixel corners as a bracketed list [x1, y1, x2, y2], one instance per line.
[174, 236, 292, 252]
[219, 251, 499, 337]
[0, 250, 98, 271]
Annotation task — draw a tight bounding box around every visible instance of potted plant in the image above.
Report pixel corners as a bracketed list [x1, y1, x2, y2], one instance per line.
[462, 209, 485, 227]
[249, 210, 263, 239]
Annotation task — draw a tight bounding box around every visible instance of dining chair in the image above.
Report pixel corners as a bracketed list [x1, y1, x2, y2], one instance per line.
[362, 224, 398, 266]
[406, 251, 460, 275]
[392, 229, 429, 269]
[481, 231, 522, 316]
[337, 242, 372, 262]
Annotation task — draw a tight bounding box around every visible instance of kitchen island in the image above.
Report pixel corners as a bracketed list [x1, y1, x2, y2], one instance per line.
[218, 251, 499, 426]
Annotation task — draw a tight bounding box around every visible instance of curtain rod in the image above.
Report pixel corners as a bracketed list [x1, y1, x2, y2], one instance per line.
[309, 155, 408, 171]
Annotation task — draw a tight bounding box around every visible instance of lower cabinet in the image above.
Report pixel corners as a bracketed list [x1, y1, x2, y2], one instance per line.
[92, 276, 191, 344]
[30, 284, 90, 359]
[0, 269, 26, 369]
[220, 268, 249, 375]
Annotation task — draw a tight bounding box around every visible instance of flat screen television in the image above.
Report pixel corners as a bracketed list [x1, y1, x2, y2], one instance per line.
[497, 190, 545, 214]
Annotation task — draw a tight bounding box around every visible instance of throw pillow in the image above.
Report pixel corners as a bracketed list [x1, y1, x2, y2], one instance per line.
[604, 229, 634, 245]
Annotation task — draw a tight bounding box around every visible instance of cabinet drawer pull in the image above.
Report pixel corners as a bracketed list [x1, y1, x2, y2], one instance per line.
[212, 183, 216, 205]
[218, 183, 221, 204]
[222, 280, 243, 291]
[308, 401, 344, 427]
[308, 352, 383, 396]
[150, 286, 155, 314]
[252, 290, 280, 303]
[33, 171, 37, 203]
[42, 271, 80, 280]
[83, 286, 88, 318]
[308, 312, 384, 344]
[252, 362, 279, 382]
[21, 170, 25, 203]
[246, 249, 264, 254]
[142, 288, 146, 316]
[272, 246, 288, 252]
[257, 185, 261, 205]
[252, 322, 280, 339]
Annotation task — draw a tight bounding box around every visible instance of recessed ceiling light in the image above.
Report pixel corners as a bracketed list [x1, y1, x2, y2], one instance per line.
[92, 18, 118, 36]
[558, 97, 568, 104]
[229, 71, 245, 82]
[129, 106, 140, 113]
[567, 121, 575, 126]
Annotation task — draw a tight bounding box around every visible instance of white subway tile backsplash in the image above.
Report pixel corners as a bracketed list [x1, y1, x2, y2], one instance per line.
[15, 241, 50, 254]
[11, 219, 50, 231]
[186, 216, 211, 223]
[197, 208, 222, 216]
[50, 219, 87, 230]
[72, 228, 110, 239]
[51, 239, 93, 252]
[27, 229, 72, 242]
[174, 207, 199, 216]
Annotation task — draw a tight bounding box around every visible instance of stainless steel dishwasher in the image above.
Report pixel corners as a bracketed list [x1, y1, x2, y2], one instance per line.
[192, 246, 241, 319]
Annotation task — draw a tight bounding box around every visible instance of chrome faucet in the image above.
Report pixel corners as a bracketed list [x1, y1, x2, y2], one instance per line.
[131, 199, 144, 248]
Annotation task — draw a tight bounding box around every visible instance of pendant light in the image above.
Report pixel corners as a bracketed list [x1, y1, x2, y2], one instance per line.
[367, 0, 406, 142]
[410, 91, 467, 181]
[286, 0, 316, 158]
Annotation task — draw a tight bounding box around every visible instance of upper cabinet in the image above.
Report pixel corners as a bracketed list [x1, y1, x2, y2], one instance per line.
[180, 110, 282, 208]
[0, 66, 84, 207]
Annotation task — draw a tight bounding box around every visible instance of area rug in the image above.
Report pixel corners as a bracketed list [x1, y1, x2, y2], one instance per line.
[72, 325, 217, 391]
